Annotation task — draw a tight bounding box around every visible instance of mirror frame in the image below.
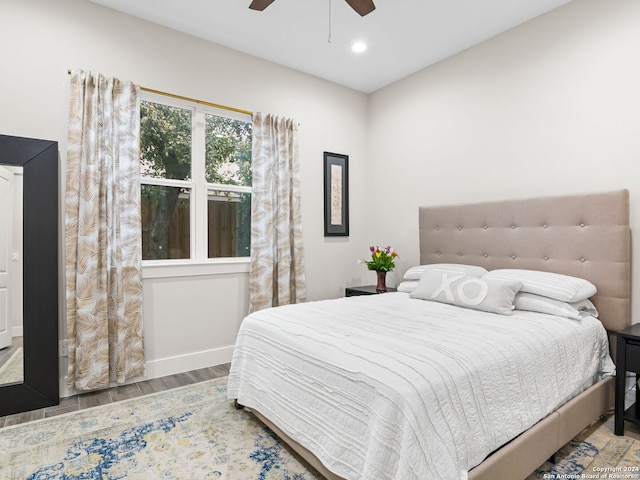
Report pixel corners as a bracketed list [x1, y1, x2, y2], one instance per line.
[0, 134, 59, 416]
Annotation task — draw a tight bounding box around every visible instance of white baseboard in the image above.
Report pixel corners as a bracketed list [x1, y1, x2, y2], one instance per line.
[59, 345, 234, 398]
[12, 326, 23, 337]
[144, 345, 234, 380]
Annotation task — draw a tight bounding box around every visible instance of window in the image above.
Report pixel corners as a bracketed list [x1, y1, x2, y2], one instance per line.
[140, 93, 252, 262]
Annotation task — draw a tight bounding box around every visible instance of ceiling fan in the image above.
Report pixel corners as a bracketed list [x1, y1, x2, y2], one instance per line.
[249, 0, 376, 17]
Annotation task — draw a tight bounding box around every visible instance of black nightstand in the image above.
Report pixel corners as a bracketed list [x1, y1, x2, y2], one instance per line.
[345, 285, 397, 297]
[615, 323, 640, 436]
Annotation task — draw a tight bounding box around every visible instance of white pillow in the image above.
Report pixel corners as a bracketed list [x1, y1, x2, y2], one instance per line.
[397, 280, 419, 293]
[403, 263, 488, 281]
[409, 270, 521, 315]
[483, 269, 596, 303]
[514, 293, 599, 320]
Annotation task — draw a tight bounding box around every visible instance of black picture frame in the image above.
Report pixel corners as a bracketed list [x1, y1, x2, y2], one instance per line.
[0, 134, 59, 416]
[323, 151, 349, 236]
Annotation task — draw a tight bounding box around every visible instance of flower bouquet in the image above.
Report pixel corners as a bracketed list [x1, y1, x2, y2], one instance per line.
[360, 246, 398, 293]
[362, 245, 398, 272]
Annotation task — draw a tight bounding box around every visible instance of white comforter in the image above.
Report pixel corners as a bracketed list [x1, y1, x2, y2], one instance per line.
[227, 292, 614, 480]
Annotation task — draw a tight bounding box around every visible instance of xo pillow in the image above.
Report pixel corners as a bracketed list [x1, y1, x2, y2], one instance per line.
[483, 269, 596, 303]
[409, 270, 521, 315]
[403, 263, 488, 281]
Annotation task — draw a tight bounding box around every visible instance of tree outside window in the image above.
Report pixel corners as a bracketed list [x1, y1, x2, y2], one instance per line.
[140, 97, 252, 261]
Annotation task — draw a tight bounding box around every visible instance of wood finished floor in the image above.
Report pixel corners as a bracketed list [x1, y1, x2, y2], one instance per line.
[0, 363, 230, 429]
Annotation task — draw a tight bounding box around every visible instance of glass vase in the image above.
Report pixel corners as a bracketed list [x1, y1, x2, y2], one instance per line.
[376, 271, 387, 293]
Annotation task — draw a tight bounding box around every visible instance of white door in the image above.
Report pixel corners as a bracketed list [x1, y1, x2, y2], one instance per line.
[0, 166, 13, 349]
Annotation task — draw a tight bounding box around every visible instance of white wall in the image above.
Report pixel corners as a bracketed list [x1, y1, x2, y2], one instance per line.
[368, 0, 640, 321]
[0, 0, 370, 393]
[3, 0, 639, 394]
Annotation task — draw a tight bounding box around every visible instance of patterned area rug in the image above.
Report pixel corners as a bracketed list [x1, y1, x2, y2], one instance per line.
[0, 347, 23, 384]
[0, 377, 321, 479]
[528, 414, 640, 480]
[1, 375, 638, 479]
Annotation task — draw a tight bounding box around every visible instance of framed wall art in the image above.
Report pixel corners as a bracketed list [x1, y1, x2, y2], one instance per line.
[323, 151, 349, 236]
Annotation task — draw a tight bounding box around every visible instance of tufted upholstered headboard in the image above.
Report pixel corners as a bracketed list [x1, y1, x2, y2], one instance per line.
[418, 190, 631, 332]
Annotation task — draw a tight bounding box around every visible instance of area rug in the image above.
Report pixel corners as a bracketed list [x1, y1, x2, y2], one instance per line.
[527, 414, 640, 480]
[1, 376, 638, 480]
[0, 376, 321, 479]
[0, 347, 23, 384]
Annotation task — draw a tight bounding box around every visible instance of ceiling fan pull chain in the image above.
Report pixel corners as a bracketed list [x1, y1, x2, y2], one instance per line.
[328, 0, 332, 44]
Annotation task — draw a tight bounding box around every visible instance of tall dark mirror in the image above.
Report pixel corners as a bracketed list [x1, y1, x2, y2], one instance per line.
[0, 134, 59, 416]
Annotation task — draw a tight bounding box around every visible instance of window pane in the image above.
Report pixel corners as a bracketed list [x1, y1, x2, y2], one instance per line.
[140, 101, 192, 181]
[207, 190, 251, 258]
[205, 114, 252, 187]
[142, 185, 191, 260]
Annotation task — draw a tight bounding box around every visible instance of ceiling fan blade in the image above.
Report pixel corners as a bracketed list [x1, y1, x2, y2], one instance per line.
[344, 0, 375, 16]
[249, 0, 276, 11]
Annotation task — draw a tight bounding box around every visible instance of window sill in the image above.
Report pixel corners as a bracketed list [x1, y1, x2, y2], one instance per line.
[142, 258, 250, 279]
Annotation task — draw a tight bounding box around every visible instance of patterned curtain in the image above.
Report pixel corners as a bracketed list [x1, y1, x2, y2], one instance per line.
[65, 70, 145, 390]
[249, 113, 307, 312]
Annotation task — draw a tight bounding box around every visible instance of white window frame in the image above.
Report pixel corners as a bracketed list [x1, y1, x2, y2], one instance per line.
[140, 91, 252, 278]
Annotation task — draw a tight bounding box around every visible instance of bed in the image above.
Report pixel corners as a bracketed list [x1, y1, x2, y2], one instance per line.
[228, 189, 631, 480]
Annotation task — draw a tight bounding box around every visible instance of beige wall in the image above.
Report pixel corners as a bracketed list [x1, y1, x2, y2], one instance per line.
[368, 0, 640, 322]
[0, 0, 369, 393]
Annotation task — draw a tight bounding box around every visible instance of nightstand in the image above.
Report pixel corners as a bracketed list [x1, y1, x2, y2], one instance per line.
[345, 285, 397, 297]
[615, 323, 640, 436]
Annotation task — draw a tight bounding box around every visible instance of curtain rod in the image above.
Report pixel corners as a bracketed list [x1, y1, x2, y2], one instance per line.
[67, 70, 252, 116]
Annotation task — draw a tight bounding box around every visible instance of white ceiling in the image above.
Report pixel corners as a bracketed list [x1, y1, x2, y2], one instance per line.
[89, 0, 574, 93]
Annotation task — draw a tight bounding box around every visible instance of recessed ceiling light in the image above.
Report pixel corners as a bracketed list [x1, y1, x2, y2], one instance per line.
[351, 42, 367, 53]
